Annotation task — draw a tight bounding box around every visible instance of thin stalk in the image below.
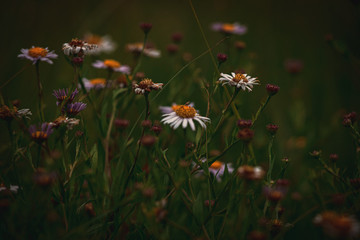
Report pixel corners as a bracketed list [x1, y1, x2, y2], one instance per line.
[252, 95, 271, 125]
[35, 62, 44, 121]
[131, 34, 148, 79]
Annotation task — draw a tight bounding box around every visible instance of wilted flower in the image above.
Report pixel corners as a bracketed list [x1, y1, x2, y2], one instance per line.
[284, 59, 304, 74]
[0, 105, 32, 121]
[83, 33, 116, 54]
[126, 42, 161, 58]
[52, 88, 78, 106]
[219, 72, 259, 91]
[314, 211, 360, 239]
[62, 38, 97, 57]
[237, 165, 265, 181]
[29, 123, 53, 143]
[92, 59, 131, 74]
[18, 46, 58, 64]
[211, 22, 247, 35]
[66, 102, 87, 116]
[133, 78, 163, 95]
[161, 104, 210, 131]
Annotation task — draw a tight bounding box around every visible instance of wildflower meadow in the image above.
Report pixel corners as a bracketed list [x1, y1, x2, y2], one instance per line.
[1, 0, 360, 239]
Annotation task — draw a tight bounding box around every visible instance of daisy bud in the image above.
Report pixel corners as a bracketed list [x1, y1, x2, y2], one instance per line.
[141, 135, 156, 147]
[234, 41, 246, 50]
[171, 32, 183, 43]
[217, 53, 228, 63]
[167, 44, 179, 55]
[140, 22, 152, 34]
[141, 120, 152, 128]
[266, 84, 280, 96]
[329, 153, 339, 162]
[266, 124, 279, 135]
[72, 57, 84, 66]
[237, 119, 253, 129]
[115, 118, 129, 129]
[237, 128, 254, 142]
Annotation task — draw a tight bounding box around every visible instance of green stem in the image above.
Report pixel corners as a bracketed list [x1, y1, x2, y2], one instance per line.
[35, 62, 44, 121]
[252, 95, 271, 125]
[131, 34, 148, 79]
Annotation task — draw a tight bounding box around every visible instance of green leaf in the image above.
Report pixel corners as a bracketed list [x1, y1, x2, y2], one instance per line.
[192, 192, 205, 222]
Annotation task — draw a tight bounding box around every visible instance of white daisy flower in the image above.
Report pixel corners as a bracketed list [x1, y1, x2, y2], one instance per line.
[84, 33, 116, 54]
[219, 72, 259, 91]
[126, 42, 161, 58]
[92, 59, 131, 74]
[62, 38, 97, 57]
[0, 184, 19, 193]
[196, 159, 234, 181]
[133, 78, 163, 95]
[16, 108, 32, 119]
[161, 104, 210, 131]
[159, 102, 194, 114]
[18, 46, 58, 64]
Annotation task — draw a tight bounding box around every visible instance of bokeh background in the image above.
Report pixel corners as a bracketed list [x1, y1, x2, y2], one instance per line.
[1, 0, 360, 238]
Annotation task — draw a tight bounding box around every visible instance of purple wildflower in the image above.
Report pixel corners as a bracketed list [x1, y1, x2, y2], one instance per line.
[29, 123, 53, 143]
[67, 102, 87, 116]
[53, 88, 79, 106]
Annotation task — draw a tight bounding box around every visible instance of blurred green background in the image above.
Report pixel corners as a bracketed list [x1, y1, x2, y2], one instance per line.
[1, 0, 360, 237]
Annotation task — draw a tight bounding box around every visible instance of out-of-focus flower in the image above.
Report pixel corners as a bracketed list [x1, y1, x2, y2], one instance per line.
[234, 41, 246, 50]
[133, 78, 163, 95]
[166, 44, 179, 55]
[159, 102, 195, 114]
[171, 32, 183, 43]
[237, 165, 265, 181]
[115, 118, 129, 129]
[66, 102, 87, 116]
[52, 88, 78, 106]
[343, 111, 357, 126]
[29, 123, 53, 143]
[161, 104, 210, 131]
[219, 72, 259, 91]
[126, 42, 161, 58]
[33, 168, 57, 188]
[329, 153, 339, 162]
[82, 78, 107, 90]
[208, 160, 234, 181]
[92, 59, 131, 74]
[263, 179, 289, 203]
[141, 135, 157, 147]
[284, 59, 304, 74]
[151, 122, 162, 135]
[266, 84, 280, 96]
[314, 211, 360, 239]
[62, 38, 97, 57]
[117, 75, 129, 88]
[83, 33, 116, 54]
[211, 22, 247, 35]
[18, 46, 58, 64]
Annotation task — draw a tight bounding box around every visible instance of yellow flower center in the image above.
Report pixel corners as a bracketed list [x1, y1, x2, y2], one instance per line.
[171, 105, 180, 111]
[86, 35, 102, 44]
[138, 78, 154, 88]
[104, 59, 121, 69]
[210, 161, 223, 170]
[28, 47, 48, 58]
[233, 73, 248, 83]
[32, 131, 47, 139]
[90, 78, 106, 86]
[175, 105, 196, 118]
[222, 24, 235, 33]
